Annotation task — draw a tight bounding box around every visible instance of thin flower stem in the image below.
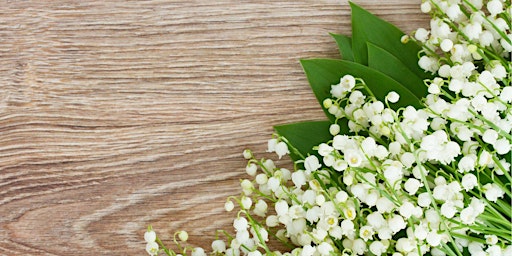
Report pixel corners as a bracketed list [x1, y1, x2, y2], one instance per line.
[414, 155, 463, 256]
[313, 171, 345, 215]
[267, 228, 295, 250]
[494, 199, 512, 219]
[474, 80, 512, 111]
[469, 110, 512, 142]
[478, 212, 512, 230]
[256, 161, 273, 177]
[430, 0, 510, 68]
[156, 236, 173, 256]
[243, 211, 272, 254]
[284, 186, 303, 206]
[358, 80, 376, 100]
[354, 168, 402, 206]
[426, 108, 485, 134]
[426, 102, 512, 143]
[479, 47, 511, 71]
[473, 136, 512, 189]
[450, 232, 486, 244]
[335, 102, 388, 146]
[172, 232, 185, 255]
[475, 165, 512, 198]
[479, 201, 510, 226]
[440, 243, 460, 256]
[464, 186, 511, 225]
[458, 224, 512, 242]
[279, 136, 306, 161]
[492, 154, 512, 185]
[416, 43, 439, 59]
[254, 189, 277, 203]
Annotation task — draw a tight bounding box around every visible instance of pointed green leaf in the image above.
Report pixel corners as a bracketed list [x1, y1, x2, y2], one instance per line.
[300, 59, 343, 123]
[300, 58, 422, 121]
[274, 121, 335, 161]
[350, 2, 430, 79]
[330, 33, 354, 61]
[367, 43, 428, 99]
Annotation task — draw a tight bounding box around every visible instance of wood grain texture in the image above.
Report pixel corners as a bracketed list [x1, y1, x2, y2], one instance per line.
[0, 0, 428, 255]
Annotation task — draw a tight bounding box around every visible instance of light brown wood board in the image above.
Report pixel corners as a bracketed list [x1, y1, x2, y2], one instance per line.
[0, 0, 428, 255]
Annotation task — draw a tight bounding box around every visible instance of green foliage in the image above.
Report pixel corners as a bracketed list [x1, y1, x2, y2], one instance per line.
[275, 3, 427, 160]
[367, 43, 428, 99]
[301, 59, 423, 115]
[274, 121, 335, 162]
[330, 33, 354, 61]
[349, 2, 429, 79]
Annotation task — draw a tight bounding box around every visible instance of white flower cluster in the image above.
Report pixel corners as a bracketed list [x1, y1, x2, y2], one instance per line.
[310, 76, 509, 255]
[417, 0, 511, 74]
[145, 229, 159, 255]
[145, 1, 510, 255]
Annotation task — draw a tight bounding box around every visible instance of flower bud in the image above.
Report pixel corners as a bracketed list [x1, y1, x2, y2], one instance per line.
[225, 200, 235, 212]
[329, 124, 341, 135]
[178, 231, 189, 242]
[242, 149, 252, 159]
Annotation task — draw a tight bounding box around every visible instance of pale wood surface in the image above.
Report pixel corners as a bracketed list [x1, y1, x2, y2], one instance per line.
[0, 1, 428, 255]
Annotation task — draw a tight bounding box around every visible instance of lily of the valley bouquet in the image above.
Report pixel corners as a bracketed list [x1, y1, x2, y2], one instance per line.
[145, 1, 511, 255]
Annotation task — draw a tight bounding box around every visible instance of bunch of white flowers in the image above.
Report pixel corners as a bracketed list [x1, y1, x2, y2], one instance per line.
[145, 1, 510, 255]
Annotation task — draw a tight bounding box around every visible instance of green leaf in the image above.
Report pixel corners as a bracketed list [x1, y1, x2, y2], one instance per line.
[300, 59, 343, 122]
[367, 43, 428, 99]
[274, 121, 334, 161]
[300, 58, 423, 121]
[330, 33, 354, 61]
[350, 2, 429, 79]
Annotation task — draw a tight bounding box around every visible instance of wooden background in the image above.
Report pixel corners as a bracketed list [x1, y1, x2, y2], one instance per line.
[0, 1, 428, 255]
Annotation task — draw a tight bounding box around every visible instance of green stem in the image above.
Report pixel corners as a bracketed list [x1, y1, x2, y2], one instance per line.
[244, 211, 272, 254]
[478, 212, 512, 229]
[441, 242, 460, 256]
[156, 236, 173, 256]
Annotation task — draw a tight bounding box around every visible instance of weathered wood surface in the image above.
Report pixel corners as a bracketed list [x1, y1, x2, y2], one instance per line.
[0, 1, 428, 255]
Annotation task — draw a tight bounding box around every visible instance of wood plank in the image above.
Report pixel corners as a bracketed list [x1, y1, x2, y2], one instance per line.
[0, 0, 428, 254]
